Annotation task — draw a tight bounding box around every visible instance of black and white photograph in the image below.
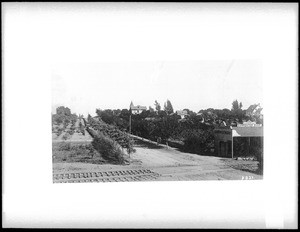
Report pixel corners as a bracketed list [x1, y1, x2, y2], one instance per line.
[51, 60, 264, 183]
[2, 2, 298, 229]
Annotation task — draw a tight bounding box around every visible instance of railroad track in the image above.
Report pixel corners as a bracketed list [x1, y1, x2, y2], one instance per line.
[53, 169, 161, 183]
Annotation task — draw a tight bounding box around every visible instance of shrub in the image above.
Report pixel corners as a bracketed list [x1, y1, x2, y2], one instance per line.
[86, 126, 98, 137]
[57, 142, 71, 151]
[233, 137, 263, 174]
[91, 132, 127, 164]
[62, 132, 71, 140]
[87, 117, 135, 155]
[56, 128, 64, 137]
[181, 129, 214, 154]
[69, 129, 75, 135]
[234, 137, 263, 159]
[53, 142, 102, 163]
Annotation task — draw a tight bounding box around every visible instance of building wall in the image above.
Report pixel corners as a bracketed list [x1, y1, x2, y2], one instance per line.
[214, 128, 232, 158]
[131, 108, 146, 114]
[132, 109, 142, 114]
[214, 127, 263, 158]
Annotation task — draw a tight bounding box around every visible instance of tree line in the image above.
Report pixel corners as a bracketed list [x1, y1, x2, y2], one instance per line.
[94, 99, 263, 155]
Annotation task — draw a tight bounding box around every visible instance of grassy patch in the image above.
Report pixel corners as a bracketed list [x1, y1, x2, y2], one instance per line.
[52, 141, 106, 164]
[220, 158, 262, 175]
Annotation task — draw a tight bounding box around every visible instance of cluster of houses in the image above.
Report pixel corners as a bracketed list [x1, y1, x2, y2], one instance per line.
[130, 101, 263, 122]
[130, 101, 189, 118]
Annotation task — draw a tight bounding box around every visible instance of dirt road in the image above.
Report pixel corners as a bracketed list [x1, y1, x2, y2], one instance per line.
[130, 140, 262, 181]
[53, 139, 262, 183]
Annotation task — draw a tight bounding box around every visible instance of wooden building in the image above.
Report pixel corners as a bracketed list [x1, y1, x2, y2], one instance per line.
[214, 122, 263, 158]
[130, 101, 147, 114]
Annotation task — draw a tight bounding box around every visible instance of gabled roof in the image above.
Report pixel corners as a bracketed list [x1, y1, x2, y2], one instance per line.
[176, 110, 188, 115]
[131, 105, 147, 110]
[130, 101, 147, 110]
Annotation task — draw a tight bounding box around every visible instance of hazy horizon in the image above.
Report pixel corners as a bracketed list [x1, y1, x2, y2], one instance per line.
[52, 60, 263, 116]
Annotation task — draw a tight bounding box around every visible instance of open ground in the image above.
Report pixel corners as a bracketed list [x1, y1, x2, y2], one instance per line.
[52, 120, 262, 183]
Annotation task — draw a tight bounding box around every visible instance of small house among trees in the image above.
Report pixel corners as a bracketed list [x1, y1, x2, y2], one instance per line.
[130, 101, 147, 114]
[176, 110, 188, 119]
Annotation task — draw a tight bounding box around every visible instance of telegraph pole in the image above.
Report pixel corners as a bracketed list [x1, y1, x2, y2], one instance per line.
[129, 114, 132, 134]
[128, 110, 132, 160]
[129, 101, 133, 135]
[232, 136, 234, 159]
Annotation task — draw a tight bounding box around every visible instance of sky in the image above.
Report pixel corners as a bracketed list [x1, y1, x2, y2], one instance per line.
[52, 60, 262, 116]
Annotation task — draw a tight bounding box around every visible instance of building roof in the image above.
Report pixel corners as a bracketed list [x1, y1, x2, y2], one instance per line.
[237, 120, 262, 127]
[214, 126, 263, 137]
[232, 127, 263, 137]
[131, 105, 147, 110]
[130, 101, 147, 110]
[176, 110, 188, 115]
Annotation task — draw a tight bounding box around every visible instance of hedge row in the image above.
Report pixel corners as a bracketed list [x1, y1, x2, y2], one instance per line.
[87, 117, 135, 155]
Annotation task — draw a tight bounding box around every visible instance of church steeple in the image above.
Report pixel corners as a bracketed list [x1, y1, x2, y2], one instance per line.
[130, 101, 134, 109]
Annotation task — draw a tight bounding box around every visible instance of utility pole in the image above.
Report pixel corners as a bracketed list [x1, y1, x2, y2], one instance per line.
[232, 137, 234, 159]
[128, 112, 132, 159]
[129, 101, 133, 135]
[231, 129, 234, 159]
[129, 114, 132, 134]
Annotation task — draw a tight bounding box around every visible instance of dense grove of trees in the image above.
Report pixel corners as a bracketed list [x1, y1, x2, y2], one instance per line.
[52, 106, 78, 137]
[95, 100, 263, 155]
[52, 101, 263, 157]
[83, 116, 135, 164]
[52, 107, 78, 126]
[86, 115, 135, 155]
[52, 101, 263, 168]
[164, 99, 174, 115]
